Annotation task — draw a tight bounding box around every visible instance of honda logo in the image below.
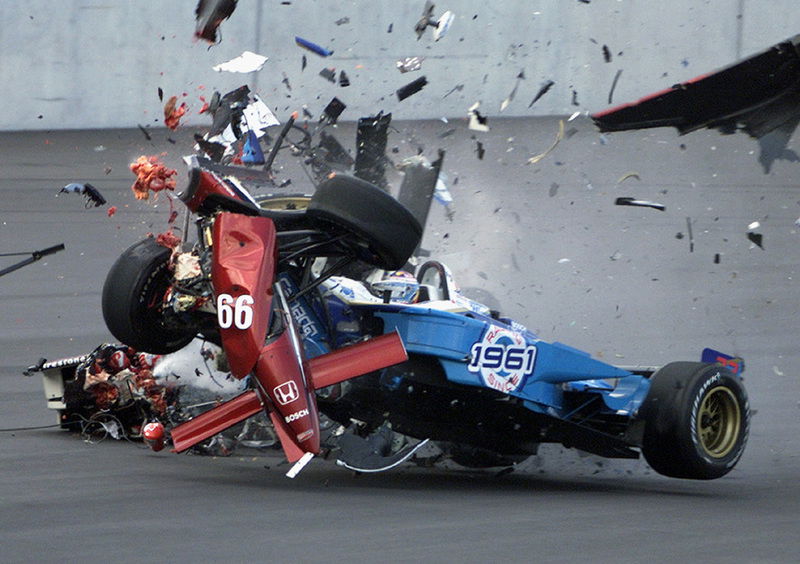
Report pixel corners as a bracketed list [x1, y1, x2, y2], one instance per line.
[273, 381, 299, 405]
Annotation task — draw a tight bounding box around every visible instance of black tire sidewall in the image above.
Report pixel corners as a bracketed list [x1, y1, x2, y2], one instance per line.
[307, 175, 422, 270]
[102, 238, 194, 354]
[641, 362, 749, 479]
[684, 368, 749, 473]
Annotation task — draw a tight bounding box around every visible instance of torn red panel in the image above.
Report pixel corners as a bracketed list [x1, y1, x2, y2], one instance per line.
[107, 206, 117, 217]
[129, 155, 177, 200]
[164, 96, 188, 130]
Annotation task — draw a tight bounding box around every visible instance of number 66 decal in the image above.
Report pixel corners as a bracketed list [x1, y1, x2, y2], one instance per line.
[217, 293, 254, 329]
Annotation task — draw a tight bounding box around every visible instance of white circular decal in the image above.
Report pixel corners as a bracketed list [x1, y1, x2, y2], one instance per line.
[467, 326, 536, 393]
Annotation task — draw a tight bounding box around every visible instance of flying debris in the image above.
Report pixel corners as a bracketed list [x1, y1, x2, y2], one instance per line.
[396, 150, 447, 228]
[212, 51, 268, 73]
[616, 171, 641, 184]
[157, 87, 163, 101]
[339, 70, 350, 87]
[355, 112, 392, 189]
[129, 156, 177, 200]
[60, 183, 107, 207]
[163, 96, 187, 130]
[467, 102, 489, 132]
[500, 70, 525, 112]
[319, 67, 337, 83]
[602, 45, 612, 63]
[529, 80, 554, 108]
[194, 0, 238, 43]
[443, 83, 464, 98]
[335, 16, 350, 26]
[241, 130, 265, 165]
[396, 76, 428, 101]
[476, 140, 485, 160]
[295, 36, 334, 57]
[607, 69, 622, 104]
[747, 232, 764, 249]
[414, 1, 455, 41]
[614, 197, 666, 211]
[317, 131, 355, 170]
[200, 86, 279, 160]
[396, 57, 424, 73]
[0, 244, 65, 278]
[527, 120, 564, 164]
[321, 97, 346, 124]
[592, 34, 800, 172]
[747, 221, 764, 249]
[137, 124, 152, 141]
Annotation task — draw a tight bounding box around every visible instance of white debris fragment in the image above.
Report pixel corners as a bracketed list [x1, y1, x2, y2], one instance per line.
[568, 111, 581, 121]
[558, 258, 571, 264]
[468, 102, 489, 132]
[434, 172, 453, 205]
[433, 11, 455, 41]
[396, 56, 424, 73]
[241, 95, 280, 137]
[286, 451, 314, 478]
[213, 51, 269, 73]
[747, 221, 761, 232]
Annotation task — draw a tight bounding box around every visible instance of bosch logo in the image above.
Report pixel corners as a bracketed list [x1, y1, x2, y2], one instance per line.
[468, 327, 536, 393]
[273, 381, 299, 405]
[284, 409, 309, 423]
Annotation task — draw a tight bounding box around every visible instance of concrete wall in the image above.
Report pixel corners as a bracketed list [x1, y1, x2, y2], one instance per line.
[1, 0, 798, 130]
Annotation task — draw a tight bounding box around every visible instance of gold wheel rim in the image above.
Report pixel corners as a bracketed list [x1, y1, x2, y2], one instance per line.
[698, 386, 741, 458]
[256, 196, 311, 211]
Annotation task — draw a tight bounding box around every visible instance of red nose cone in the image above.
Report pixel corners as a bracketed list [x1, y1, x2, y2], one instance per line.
[143, 421, 166, 452]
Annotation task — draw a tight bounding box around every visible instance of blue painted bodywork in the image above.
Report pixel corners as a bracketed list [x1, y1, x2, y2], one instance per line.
[284, 271, 653, 423]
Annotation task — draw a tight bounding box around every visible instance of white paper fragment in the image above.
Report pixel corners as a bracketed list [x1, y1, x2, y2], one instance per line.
[568, 111, 581, 121]
[286, 451, 314, 478]
[747, 221, 760, 231]
[558, 258, 571, 264]
[241, 95, 280, 137]
[213, 51, 269, 73]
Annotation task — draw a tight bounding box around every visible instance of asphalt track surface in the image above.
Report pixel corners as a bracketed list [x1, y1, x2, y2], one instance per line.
[2, 119, 799, 563]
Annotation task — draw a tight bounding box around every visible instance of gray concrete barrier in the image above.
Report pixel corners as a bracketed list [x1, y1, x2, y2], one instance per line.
[1, 0, 797, 130]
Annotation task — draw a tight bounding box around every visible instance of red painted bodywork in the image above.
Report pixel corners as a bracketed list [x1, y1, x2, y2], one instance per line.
[183, 169, 245, 213]
[309, 331, 407, 389]
[167, 328, 409, 460]
[211, 213, 277, 379]
[171, 389, 264, 452]
[252, 330, 321, 458]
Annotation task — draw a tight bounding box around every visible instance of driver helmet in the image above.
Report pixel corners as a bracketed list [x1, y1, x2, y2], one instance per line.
[370, 270, 420, 303]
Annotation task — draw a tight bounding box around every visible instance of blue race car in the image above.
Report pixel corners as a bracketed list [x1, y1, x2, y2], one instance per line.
[278, 255, 749, 480]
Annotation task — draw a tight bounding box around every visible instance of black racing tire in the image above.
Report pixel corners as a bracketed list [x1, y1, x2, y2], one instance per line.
[306, 175, 422, 270]
[102, 238, 195, 355]
[640, 362, 749, 480]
